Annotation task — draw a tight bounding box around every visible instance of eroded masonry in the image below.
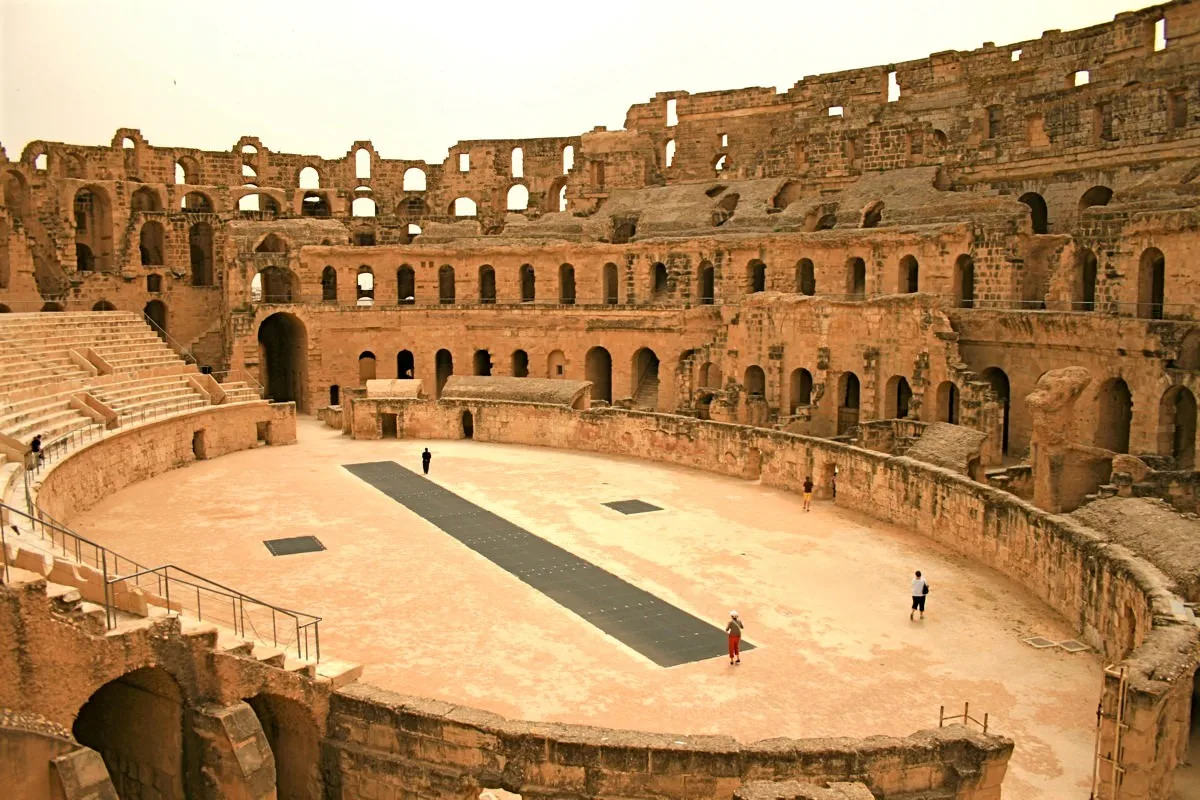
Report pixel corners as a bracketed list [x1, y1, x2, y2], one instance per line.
[2, 1, 1200, 799]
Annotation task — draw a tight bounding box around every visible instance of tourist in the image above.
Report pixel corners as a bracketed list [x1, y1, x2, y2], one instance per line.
[421, 447, 432, 475]
[831, 468, 837, 499]
[30, 434, 43, 467]
[910, 570, 929, 620]
[802, 476, 814, 511]
[725, 610, 744, 664]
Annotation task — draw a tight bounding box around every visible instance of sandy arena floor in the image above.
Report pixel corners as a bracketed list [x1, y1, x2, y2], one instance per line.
[74, 419, 1102, 799]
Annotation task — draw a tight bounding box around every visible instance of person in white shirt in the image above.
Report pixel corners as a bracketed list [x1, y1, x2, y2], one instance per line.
[910, 570, 929, 620]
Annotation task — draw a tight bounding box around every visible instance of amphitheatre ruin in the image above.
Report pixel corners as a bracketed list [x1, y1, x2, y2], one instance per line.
[2, 2, 1200, 799]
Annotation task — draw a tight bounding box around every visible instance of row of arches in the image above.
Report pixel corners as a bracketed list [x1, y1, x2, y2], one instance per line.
[316, 263, 610, 306]
[1017, 185, 1114, 235]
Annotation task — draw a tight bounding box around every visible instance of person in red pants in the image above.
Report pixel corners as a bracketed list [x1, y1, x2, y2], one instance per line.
[725, 610, 744, 664]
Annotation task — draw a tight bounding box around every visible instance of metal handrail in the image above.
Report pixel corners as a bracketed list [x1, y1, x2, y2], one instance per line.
[141, 312, 197, 366]
[207, 368, 265, 397]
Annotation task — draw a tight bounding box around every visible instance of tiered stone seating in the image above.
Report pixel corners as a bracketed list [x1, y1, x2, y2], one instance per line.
[89, 375, 210, 423]
[219, 381, 262, 403]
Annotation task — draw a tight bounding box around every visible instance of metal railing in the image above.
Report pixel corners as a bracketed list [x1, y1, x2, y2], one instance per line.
[0, 500, 320, 661]
[939, 701, 990, 734]
[141, 311, 198, 367]
[29, 422, 106, 477]
[207, 368, 265, 398]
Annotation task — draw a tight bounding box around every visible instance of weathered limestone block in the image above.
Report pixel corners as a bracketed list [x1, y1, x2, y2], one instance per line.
[191, 702, 277, 800]
[52, 747, 120, 800]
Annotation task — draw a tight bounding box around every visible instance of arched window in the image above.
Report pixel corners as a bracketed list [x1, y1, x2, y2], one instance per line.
[479, 265, 496, 304]
[698, 262, 715, 304]
[130, 186, 162, 213]
[239, 186, 261, 212]
[1079, 186, 1113, 213]
[507, 184, 529, 211]
[473, 349, 492, 376]
[1018, 192, 1049, 234]
[861, 201, 884, 228]
[796, 259, 816, 295]
[559, 263, 576, 304]
[175, 158, 198, 185]
[1138, 248, 1165, 319]
[352, 194, 376, 217]
[139, 221, 165, 266]
[300, 192, 330, 217]
[438, 265, 456, 304]
[936, 381, 959, 424]
[562, 145, 574, 174]
[452, 197, 477, 217]
[511, 147, 523, 178]
[321, 266, 338, 302]
[954, 255, 975, 308]
[1075, 248, 1098, 311]
[1159, 387, 1197, 469]
[397, 350, 415, 379]
[547, 349, 566, 378]
[189, 222, 214, 286]
[359, 351, 377, 383]
[981, 367, 1010, 455]
[885, 376, 913, 419]
[397, 265, 415, 304]
[402, 167, 426, 191]
[899, 255, 919, 293]
[355, 148, 371, 179]
[558, 184, 568, 212]
[837, 373, 861, 434]
[603, 262, 620, 305]
[511, 349, 529, 377]
[298, 166, 320, 189]
[846, 257, 866, 298]
[356, 267, 375, 304]
[435, 350, 453, 398]
[789, 369, 813, 413]
[585, 347, 612, 403]
[744, 365, 766, 398]
[665, 140, 676, 168]
[520, 264, 536, 302]
[748, 260, 766, 293]
[652, 263, 669, 300]
[1096, 378, 1132, 453]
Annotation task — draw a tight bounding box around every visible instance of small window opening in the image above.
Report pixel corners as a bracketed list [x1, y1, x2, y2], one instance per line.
[458, 153, 470, 172]
[507, 184, 529, 211]
[1072, 70, 1090, 88]
[887, 71, 900, 102]
[453, 197, 477, 217]
[34, 153, 47, 171]
[715, 155, 727, 173]
[666, 98, 678, 127]
[356, 148, 371, 179]
[511, 147, 523, 178]
[1011, 49, 1022, 61]
[665, 139, 676, 167]
[828, 106, 843, 117]
[1170, 89, 1188, 130]
[1155, 19, 1167, 52]
[403, 167, 426, 191]
[299, 166, 320, 189]
[720, 133, 728, 148]
[562, 145, 574, 174]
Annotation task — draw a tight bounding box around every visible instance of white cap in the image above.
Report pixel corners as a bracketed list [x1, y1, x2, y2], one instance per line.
[730, 610, 738, 617]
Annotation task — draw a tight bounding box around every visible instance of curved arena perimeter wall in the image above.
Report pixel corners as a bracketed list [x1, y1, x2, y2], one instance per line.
[17, 400, 1197, 799]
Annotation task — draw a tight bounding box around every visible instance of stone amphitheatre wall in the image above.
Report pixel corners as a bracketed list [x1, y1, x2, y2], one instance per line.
[349, 397, 1200, 798]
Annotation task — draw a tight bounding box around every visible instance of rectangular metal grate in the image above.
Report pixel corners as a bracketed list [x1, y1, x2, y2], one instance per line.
[263, 536, 326, 556]
[344, 461, 747, 667]
[1023, 636, 1057, 649]
[1057, 639, 1090, 653]
[602, 499, 663, 515]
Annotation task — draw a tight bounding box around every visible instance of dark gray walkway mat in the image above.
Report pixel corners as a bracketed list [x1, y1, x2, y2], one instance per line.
[264, 535, 326, 556]
[343, 461, 750, 667]
[603, 499, 662, 515]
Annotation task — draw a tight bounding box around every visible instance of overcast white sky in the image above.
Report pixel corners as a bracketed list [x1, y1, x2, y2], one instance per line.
[0, 0, 1160, 165]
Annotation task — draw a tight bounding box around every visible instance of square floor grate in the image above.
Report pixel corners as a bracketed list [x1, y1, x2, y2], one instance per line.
[602, 499, 663, 515]
[1057, 639, 1090, 653]
[1023, 636, 1057, 649]
[263, 536, 326, 556]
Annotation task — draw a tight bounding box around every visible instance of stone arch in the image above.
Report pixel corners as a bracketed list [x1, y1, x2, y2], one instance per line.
[139, 220, 165, 265]
[144, 299, 167, 333]
[462, 410, 475, 439]
[651, 262, 669, 300]
[981, 367, 1011, 455]
[837, 372, 861, 434]
[255, 233, 288, 254]
[130, 185, 162, 212]
[479, 264, 496, 304]
[789, 368, 813, 413]
[559, 263, 576, 304]
[438, 265, 456, 304]
[511, 349, 529, 377]
[1074, 248, 1098, 311]
[1096, 377, 1132, 454]
[936, 381, 960, 424]
[298, 166, 321, 189]
[358, 351, 378, 383]
[300, 192, 330, 217]
[74, 186, 113, 272]
[42, 302, 65, 312]
[397, 265, 415, 304]
[258, 312, 308, 411]
[884, 375, 913, 419]
[255, 267, 298, 303]
[519, 264, 536, 302]
[547, 349, 566, 378]
[1138, 247, 1165, 319]
[697, 261, 714, 304]
[506, 184, 529, 211]
[402, 167, 426, 192]
[586, 346, 612, 403]
[1019, 192, 1049, 234]
[435, 349, 453, 398]
[189, 222, 214, 286]
[1079, 185, 1113, 213]
[899, 255, 919, 293]
[92, 300, 116, 311]
[396, 350, 415, 379]
[744, 365, 766, 397]
[473, 349, 493, 376]
[246, 693, 321, 800]
[356, 266, 375, 304]
[845, 257, 866, 298]
[181, 190, 213, 212]
[175, 156, 199, 185]
[632, 347, 660, 408]
[861, 200, 884, 228]
[954, 254, 975, 308]
[73, 666, 186, 800]
[1159, 386, 1197, 469]
[700, 362, 723, 389]
[796, 258, 816, 296]
[748, 259, 766, 293]
[604, 262, 620, 304]
[321, 266, 338, 302]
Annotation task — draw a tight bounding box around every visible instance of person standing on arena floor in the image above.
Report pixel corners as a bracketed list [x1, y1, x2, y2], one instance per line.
[725, 610, 744, 664]
[421, 447, 432, 475]
[910, 570, 929, 620]
[802, 476, 814, 511]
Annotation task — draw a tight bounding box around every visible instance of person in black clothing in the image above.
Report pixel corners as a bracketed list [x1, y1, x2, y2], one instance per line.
[802, 476, 814, 511]
[30, 434, 44, 466]
[421, 448, 432, 475]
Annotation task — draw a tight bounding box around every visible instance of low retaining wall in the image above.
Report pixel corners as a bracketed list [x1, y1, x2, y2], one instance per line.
[348, 397, 1200, 799]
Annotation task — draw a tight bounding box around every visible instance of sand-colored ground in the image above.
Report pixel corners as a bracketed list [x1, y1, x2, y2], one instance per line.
[74, 419, 1105, 799]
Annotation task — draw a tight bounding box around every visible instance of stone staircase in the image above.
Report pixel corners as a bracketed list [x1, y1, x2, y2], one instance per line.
[633, 375, 659, 410]
[88, 375, 209, 423]
[219, 381, 262, 403]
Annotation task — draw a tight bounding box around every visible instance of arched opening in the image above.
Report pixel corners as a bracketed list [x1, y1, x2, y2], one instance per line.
[586, 347, 612, 403]
[511, 147, 524, 178]
[1159, 386, 1197, 469]
[300, 192, 330, 217]
[76, 243, 95, 271]
[520, 264, 536, 302]
[0, 305, 10, 313]
[175, 157, 199, 185]
[403, 167, 426, 191]
[356, 267, 375, 304]
[936, 381, 960, 424]
[1177, 331, 1200, 371]
[1074, 248, 1098, 311]
[547, 349, 566, 378]
[604, 262, 620, 305]
[330, 385, 340, 406]
[92, 300, 116, 311]
[700, 362, 724, 389]
[462, 410, 475, 439]
[479, 265, 496, 304]
[41, 302, 65, 312]
[562, 145, 575, 174]
[1138, 247, 1165, 319]
[351, 195, 377, 218]
[559, 263, 576, 304]
[1079, 185, 1113, 213]
[789, 368, 813, 413]
[139, 221, 165, 265]
[73, 187, 113, 272]
[435, 349, 453, 398]
[130, 186, 162, 212]
[256, 267, 297, 303]
[981, 367, 1011, 455]
[73, 667, 185, 800]
[321, 266, 338, 303]
[954, 254, 975, 308]
[438, 265, 456, 304]
[846, 257, 866, 298]
[837, 372, 861, 434]
[397, 265, 415, 304]
[899, 255, 919, 293]
[147, 274, 162, 293]
[506, 184, 529, 211]
[861, 201, 884, 228]
[181, 191, 213, 212]
[712, 192, 739, 226]
[473, 349, 492, 376]
[744, 365, 766, 398]
[885, 375, 913, 419]
[452, 197, 477, 217]
[511, 349, 529, 377]
[396, 350, 415, 379]
[258, 312, 308, 411]
[632, 348, 660, 408]
[697, 262, 715, 304]
[355, 148, 371, 179]
[665, 139, 676, 168]
[1019, 192, 1049, 234]
[247, 693, 320, 800]
[189, 222, 214, 286]
[796, 259, 816, 296]
[255, 233, 287, 254]
[1096, 378, 1133, 454]
[144, 300, 167, 334]
[298, 166, 320, 189]
[652, 262, 669, 300]
[748, 260, 767, 293]
[557, 184, 568, 213]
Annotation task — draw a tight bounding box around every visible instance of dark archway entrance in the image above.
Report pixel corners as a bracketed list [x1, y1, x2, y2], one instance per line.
[1097, 378, 1132, 454]
[144, 300, 167, 336]
[511, 349, 529, 377]
[937, 381, 959, 424]
[462, 410, 474, 439]
[397, 350, 415, 379]
[632, 347, 660, 409]
[981, 367, 1010, 455]
[73, 667, 187, 800]
[586, 346, 612, 403]
[436, 349, 453, 398]
[1160, 386, 1197, 469]
[258, 312, 308, 412]
[247, 693, 320, 800]
[473, 349, 492, 376]
[837, 372, 860, 434]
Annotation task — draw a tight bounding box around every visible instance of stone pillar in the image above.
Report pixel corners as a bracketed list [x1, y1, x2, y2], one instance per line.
[51, 747, 119, 800]
[190, 702, 277, 800]
[1025, 367, 1093, 512]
